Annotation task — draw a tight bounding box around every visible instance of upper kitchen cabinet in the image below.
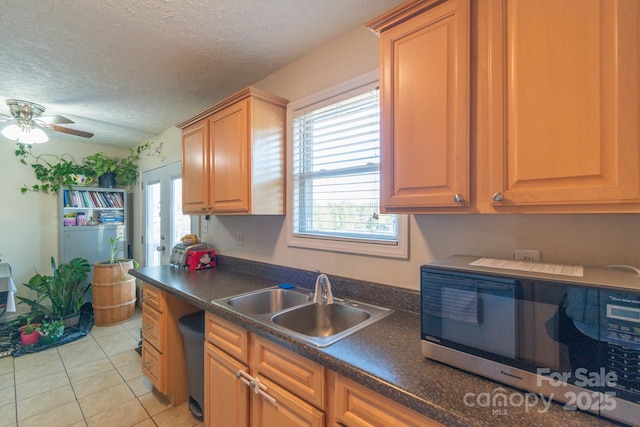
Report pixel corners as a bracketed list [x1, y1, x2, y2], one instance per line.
[367, 0, 471, 213]
[177, 87, 288, 215]
[481, 0, 640, 212]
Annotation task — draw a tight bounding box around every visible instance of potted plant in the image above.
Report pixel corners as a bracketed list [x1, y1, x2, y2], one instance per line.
[37, 318, 65, 345]
[84, 140, 162, 188]
[92, 237, 139, 326]
[17, 257, 91, 327]
[84, 152, 119, 188]
[19, 313, 41, 346]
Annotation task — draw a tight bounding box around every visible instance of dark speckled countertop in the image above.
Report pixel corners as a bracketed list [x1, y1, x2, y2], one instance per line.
[130, 257, 620, 427]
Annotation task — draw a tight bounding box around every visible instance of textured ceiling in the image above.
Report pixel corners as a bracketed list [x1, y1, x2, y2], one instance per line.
[0, 0, 402, 148]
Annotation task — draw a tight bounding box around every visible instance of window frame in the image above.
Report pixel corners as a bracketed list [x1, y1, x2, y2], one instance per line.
[285, 70, 409, 259]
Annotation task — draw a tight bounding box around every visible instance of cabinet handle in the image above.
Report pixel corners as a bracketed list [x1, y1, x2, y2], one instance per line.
[142, 293, 151, 301]
[453, 193, 464, 203]
[143, 361, 152, 370]
[235, 371, 277, 406]
[143, 324, 153, 332]
[253, 377, 277, 406]
[492, 192, 504, 202]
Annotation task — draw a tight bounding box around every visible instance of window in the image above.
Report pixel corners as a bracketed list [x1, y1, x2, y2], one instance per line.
[287, 71, 408, 258]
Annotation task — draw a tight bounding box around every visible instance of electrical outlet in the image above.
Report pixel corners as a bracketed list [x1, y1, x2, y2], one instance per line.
[514, 249, 540, 262]
[236, 230, 243, 245]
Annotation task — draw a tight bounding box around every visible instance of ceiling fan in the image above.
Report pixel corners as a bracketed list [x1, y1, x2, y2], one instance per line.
[0, 99, 94, 143]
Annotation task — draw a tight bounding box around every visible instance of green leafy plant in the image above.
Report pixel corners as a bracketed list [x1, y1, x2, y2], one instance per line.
[84, 140, 163, 187]
[15, 140, 163, 193]
[37, 318, 65, 337]
[17, 257, 91, 318]
[14, 144, 94, 193]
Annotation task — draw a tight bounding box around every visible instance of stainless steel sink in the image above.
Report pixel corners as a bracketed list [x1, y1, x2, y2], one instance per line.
[214, 286, 392, 347]
[272, 303, 371, 337]
[220, 287, 311, 315]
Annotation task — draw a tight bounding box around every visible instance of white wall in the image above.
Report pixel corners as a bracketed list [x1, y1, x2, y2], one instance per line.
[0, 139, 128, 303]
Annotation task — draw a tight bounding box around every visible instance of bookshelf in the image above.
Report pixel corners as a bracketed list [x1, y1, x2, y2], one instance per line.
[58, 186, 130, 269]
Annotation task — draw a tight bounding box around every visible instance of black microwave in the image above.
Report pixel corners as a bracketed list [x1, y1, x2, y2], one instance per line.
[421, 255, 640, 426]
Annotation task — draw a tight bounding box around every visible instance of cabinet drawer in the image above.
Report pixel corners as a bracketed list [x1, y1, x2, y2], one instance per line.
[141, 340, 165, 393]
[141, 305, 163, 351]
[332, 373, 442, 427]
[252, 335, 325, 409]
[142, 283, 165, 312]
[205, 312, 249, 364]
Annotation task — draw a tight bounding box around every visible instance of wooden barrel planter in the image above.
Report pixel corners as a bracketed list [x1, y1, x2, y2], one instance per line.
[92, 260, 136, 326]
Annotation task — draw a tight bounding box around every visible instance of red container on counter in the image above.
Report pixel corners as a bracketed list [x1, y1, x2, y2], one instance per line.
[187, 250, 216, 271]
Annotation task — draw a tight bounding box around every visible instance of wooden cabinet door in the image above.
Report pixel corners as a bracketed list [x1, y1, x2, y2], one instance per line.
[205, 342, 250, 427]
[251, 376, 324, 427]
[210, 99, 250, 213]
[487, 0, 640, 208]
[182, 119, 210, 214]
[375, 0, 470, 211]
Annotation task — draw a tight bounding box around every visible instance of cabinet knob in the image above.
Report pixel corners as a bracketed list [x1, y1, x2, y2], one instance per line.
[453, 193, 464, 203]
[492, 192, 504, 202]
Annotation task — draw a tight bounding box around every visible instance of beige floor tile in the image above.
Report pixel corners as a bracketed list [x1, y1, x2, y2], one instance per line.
[0, 384, 14, 407]
[18, 400, 84, 427]
[90, 324, 126, 338]
[60, 347, 108, 370]
[78, 382, 135, 418]
[94, 329, 135, 347]
[0, 371, 14, 390]
[17, 384, 76, 421]
[153, 401, 200, 427]
[68, 421, 88, 427]
[14, 357, 65, 385]
[117, 360, 144, 382]
[101, 336, 139, 357]
[72, 368, 123, 399]
[138, 389, 172, 416]
[13, 348, 60, 371]
[57, 335, 98, 357]
[66, 357, 114, 384]
[127, 374, 154, 397]
[86, 397, 149, 427]
[15, 370, 69, 401]
[132, 419, 156, 427]
[109, 348, 140, 368]
[0, 357, 14, 375]
[0, 402, 16, 427]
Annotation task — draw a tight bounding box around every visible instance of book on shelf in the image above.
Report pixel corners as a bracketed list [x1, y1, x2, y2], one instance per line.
[63, 190, 124, 209]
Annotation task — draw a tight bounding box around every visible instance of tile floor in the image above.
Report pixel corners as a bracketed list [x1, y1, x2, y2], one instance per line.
[0, 309, 203, 427]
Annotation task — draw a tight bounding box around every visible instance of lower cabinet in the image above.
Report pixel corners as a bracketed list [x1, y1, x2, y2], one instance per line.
[204, 312, 324, 426]
[204, 312, 442, 427]
[140, 282, 200, 405]
[330, 372, 444, 427]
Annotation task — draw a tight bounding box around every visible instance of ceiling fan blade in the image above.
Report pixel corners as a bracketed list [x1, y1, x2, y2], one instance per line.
[37, 115, 74, 125]
[0, 113, 13, 122]
[50, 125, 94, 138]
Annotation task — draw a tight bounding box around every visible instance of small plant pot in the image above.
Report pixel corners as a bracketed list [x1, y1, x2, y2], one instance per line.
[62, 312, 81, 328]
[20, 331, 41, 346]
[39, 331, 63, 345]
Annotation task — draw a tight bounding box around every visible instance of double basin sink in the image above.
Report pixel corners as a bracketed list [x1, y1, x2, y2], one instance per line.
[214, 285, 392, 347]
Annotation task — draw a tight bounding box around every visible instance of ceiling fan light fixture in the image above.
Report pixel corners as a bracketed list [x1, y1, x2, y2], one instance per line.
[1, 122, 49, 144]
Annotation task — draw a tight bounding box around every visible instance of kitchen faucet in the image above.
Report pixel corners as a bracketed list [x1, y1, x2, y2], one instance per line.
[313, 273, 334, 304]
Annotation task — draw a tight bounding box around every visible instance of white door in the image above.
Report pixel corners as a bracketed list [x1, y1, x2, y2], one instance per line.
[142, 162, 194, 266]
